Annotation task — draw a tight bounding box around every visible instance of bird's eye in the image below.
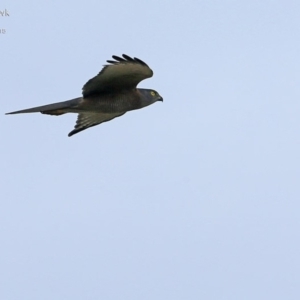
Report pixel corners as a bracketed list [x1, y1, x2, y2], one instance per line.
[150, 91, 156, 97]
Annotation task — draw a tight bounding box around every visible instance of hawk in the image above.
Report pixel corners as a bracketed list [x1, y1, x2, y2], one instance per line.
[6, 54, 163, 137]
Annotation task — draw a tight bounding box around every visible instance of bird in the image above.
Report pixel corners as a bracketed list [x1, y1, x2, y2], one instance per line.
[6, 54, 163, 137]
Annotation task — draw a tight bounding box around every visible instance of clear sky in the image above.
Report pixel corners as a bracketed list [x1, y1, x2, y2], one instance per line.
[1, 1, 300, 299]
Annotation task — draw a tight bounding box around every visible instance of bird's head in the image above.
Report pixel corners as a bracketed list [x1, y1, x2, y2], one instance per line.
[138, 88, 163, 107]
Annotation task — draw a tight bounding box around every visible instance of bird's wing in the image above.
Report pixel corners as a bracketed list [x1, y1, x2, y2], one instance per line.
[82, 54, 153, 97]
[68, 112, 126, 137]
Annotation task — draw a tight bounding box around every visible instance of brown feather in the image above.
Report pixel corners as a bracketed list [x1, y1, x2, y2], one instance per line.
[82, 54, 153, 97]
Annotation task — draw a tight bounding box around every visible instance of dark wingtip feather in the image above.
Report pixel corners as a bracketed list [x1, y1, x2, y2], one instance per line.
[134, 57, 148, 66]
[68, 128, 81, 137]
[106, 54, 148, 67]
[106, 60, 118, 64]
[112, 55, 126, 62]
[122, 54, 135, 62]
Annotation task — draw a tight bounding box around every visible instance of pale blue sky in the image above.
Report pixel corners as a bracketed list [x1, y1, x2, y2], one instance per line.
[1, 1, 300, 299]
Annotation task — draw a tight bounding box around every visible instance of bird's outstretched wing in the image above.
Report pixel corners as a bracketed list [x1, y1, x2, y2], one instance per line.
[68, 112, 126, 137]
[82, 54, 153, 98]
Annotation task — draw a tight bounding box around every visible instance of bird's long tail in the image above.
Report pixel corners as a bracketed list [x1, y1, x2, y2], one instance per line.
[6, 97, 82, 116]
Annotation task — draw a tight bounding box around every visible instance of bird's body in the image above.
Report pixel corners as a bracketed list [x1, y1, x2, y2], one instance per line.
[6, 54, 163, 136]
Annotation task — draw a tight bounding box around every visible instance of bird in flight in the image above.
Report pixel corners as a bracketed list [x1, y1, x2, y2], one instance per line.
[6, 54, 163, 137]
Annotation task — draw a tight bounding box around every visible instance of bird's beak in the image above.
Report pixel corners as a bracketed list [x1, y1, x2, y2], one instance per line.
[158, 97, 163, 102]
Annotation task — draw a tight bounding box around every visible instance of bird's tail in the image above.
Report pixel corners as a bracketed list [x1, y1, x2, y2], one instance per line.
[6, 97, 82, 116]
